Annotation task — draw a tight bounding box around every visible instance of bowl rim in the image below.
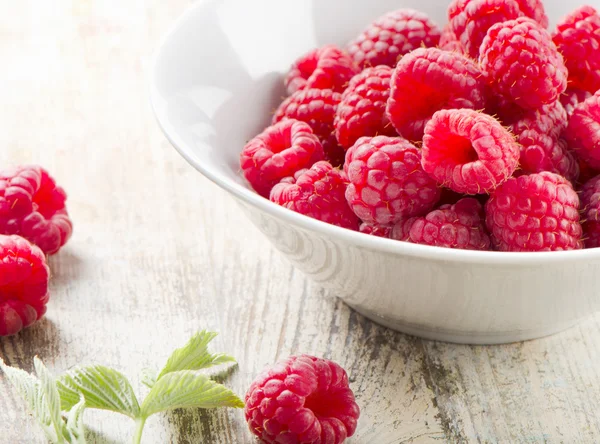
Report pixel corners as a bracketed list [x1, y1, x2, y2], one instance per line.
[149, 0, 600, 266]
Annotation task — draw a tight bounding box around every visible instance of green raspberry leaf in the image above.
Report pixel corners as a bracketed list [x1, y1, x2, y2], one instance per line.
[34, 357, 66, 443]
[140, 368, 157, 389]
[63, 395, 87, 444]
[157, 331, 236, 380]
[140, 370, 244, 417]
[56, 365, 140, 419]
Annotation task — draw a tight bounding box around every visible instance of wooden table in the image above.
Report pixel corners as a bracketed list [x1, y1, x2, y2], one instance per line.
[2, 1, 600, 443]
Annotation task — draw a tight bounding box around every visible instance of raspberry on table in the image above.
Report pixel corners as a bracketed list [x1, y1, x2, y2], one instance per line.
[0, 165, 73, 255]
[421, 109, 520, 195]
[347, 8, 441, 70]
[244, 354, 360, 444]
[564, 91, 600, 170]
[359, 222, 391, 238]
[0, 235, 49, 336]
[273, 88, 345, 167]
[334, 66, 396, 150]
[285, 45, 358, 95]
[240, 120, 324, 198]
[552, 6, 600, 95]
[561, 88, 593, 117]
[270, 161, 359, 231]
[386, 48, 486, 142]
[580, 174, 600, 248]
[344, 136, 440, 226]
[479, 18, 568, 110]
[439, 24, 465, 54]
[392, 198, 491, 250]
[485, 172, 583, 251]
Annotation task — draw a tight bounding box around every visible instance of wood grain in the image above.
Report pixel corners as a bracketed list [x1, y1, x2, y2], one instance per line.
[2, 1, 600, 443]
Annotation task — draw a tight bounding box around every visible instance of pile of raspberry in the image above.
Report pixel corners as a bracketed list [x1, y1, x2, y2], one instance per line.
[240, 3, 600, 254]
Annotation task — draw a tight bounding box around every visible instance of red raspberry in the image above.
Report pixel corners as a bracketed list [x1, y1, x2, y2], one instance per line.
[422, 109, 519, 194]
[561, 88, 593, 117]
[485, 172, 583, 251]
[386, 48, 486, 142]
[0, 166, 72, 255]
[344, 136, 440, 225]
[0, 235, 49, 336]
[240, 120, 324, 198]
[479, 18, 568, 110]
[334, 66, 395, 150]
[270, 162, 359, 230]
[580, 174, 600, 248]
[439, 24, 465, 54]
[244, 355, 360, 444]
[392, 198, 490, 250]
[273, 88, 345, 167]
[347, 9, 441, 70]
[285, 45, 358, 95]
[359, 222, 391, 238]
[564, 92, 600, 170]
[553, 6, 600, 94]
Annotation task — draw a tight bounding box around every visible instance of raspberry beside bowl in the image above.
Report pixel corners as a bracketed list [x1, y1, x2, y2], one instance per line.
[150, 0, 600, 344]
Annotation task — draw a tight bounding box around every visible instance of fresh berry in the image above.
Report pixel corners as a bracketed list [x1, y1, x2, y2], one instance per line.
[552, 6, 600, 94]
[479, 18, 568, 110]
[285, 45, 358, 95]
[244, 355, 360, 444]
[0, 235, 49, 336]
[439, 24, 465, 54]
[359, 222, 391, 238]
[564, 92, 600, 169]
[240, 120, 324, 197]
[386, 48, 486, 142]
[561, 88, 593, 117]
[270, 161, 359, 230]
[580, 174, 600, 248]
[0, 166, 72, 255]
[344, 136, 440, 225]
[347, 9, 441, 70]
[495, 99, 567, 140]
[273, 88, 345, 167]
[334, 66, 396, 150]
[485, 172, 583, 251]
[392, 198, 490, 250]
[422, 109, 519, 194]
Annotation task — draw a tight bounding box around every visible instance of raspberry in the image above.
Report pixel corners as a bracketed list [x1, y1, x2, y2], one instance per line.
[479, 18, 568, 110]
[273, 88, 345, 167]
[0, 165, 72, 255]
[334, 66, 396, 150]
[244, 355, 360, 444]
[285, 45, 358, 95]
[0, 235, 49, 336]
[580, 175, 600, 248]
[393, 198, 491, 250]
[359, 222, 391, 238]
[386, 48, 486, 142]
[439, 24, 465, 54]
[561, 88, 593, 117]
[240, 120, 324, 198]
[564, 92, 600, 170]
[421, 109, 519, 194]
[485, 172, 583, 251]
[347, 9, 441, 70]
[270, 162, 359, 230]
[344, 136, 440, 225]
[552, 6, 600, 94]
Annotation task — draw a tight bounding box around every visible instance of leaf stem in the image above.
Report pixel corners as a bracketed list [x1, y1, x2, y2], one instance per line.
[132, 417, 147, 444]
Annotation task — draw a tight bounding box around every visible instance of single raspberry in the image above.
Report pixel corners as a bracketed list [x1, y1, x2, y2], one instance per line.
[561, 88, 593, 117]
[334, 66, 396, 150]
[485, 172, 583, 251]
[359, 222, 391, 238]
[393, 198, 490, 250]
[347, 9, 441, 70]
[273, 88, 345, 167]
[580, 174, 600, 248]
[386, 48, 486, 142]
[240, 120, 324, 198]
[479, 18, 568, 110]
[244, 355, 360, 444]
[0, 235, 49, 336]
[0, 166, 72, 255]
[344, 136, 440, 225]
[285, 45, 358, 95]
[422, 109, 520, 194]
[553, 6, 600, 94]
[564, 92, 600, 170]
[439, 25, 465, 54]
[270, 162, 359, 230]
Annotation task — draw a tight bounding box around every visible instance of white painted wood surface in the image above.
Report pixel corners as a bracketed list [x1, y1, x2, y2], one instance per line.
[1, 1, 600, 443]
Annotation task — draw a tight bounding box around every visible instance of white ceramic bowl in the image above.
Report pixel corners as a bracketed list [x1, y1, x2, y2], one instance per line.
[150, 0, 600, 344]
